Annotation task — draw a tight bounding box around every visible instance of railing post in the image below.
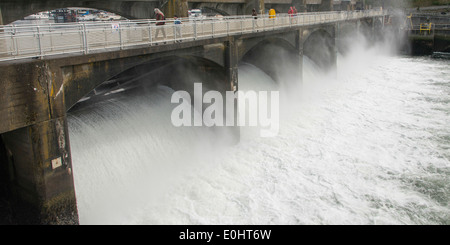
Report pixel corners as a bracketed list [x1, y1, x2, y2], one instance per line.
[173, 23, 176, 41]
[272, 16, 275, 30]
[118, 23, 123, 49]
[81, 23, 88, 54]
[194, 20, 197, 40]
[252, 16, 255, 32]
[12, 24, 18, 56]
[263, 15, 266, 30]
[37, 26, 43, 58]
[148, 20, 152, 44]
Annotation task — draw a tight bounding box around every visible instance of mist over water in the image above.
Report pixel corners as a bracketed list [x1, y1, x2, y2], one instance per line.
[68, 35, 450, 224]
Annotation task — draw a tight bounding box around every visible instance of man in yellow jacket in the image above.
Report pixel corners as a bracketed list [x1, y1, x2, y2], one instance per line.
[269, 8, 276, 19]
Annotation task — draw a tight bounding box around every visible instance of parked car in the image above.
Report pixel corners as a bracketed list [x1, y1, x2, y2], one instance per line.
[188, 9, 205, 21]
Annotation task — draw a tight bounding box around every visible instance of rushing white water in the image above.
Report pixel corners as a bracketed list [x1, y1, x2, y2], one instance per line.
[68, 41, 450, 225]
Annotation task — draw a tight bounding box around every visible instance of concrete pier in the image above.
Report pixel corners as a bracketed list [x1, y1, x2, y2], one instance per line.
[0, 61, 77, 224]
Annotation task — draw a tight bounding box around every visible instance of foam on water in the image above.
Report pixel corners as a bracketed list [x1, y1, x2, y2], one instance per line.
[68, 42, 450, 225]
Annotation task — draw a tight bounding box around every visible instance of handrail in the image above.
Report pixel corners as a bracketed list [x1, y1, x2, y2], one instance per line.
[419, 22, 433, 34]
[0, 9, 386, 62]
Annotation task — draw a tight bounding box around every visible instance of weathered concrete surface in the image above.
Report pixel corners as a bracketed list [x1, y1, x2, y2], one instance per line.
[0, 7, 3, 25]
[304, 0, 333, 12]
[0, 61, 65, 134]
[408, 34, 450, 55]
[0, 61, 77, 224]
[318, 0, 333, 12]
[1, 119, 78, 224]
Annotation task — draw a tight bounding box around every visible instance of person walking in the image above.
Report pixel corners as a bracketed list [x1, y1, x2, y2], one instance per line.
[288, 6, 294, 24]
[154, 8, 166, 40]
[288, 6, 294, 18]
[293, 6, 298, 24]
[252, 8, 258, 19]
[252, 8, 258, 29]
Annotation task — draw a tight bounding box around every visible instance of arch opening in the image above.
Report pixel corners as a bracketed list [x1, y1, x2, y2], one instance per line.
[12, 7, 127, 25]
[0, 1, 159, 25]
[66, 54, 239, 224]
[303, 29, 336, 71]
[68, 55, 228, 113]
[241, 38, 302, 87]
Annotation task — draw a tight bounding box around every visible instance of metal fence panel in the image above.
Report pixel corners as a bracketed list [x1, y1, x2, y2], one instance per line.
[0, 9, 385, 62]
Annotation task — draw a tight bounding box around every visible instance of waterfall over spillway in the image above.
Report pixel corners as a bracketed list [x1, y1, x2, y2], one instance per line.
[68, 45, 450, 225]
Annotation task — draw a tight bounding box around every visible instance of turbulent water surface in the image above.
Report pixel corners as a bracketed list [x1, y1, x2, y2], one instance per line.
[68, 42, 450, 225]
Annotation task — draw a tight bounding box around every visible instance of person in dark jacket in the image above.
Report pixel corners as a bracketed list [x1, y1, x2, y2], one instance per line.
[252, 8, 258, 28]
[154, 8, 166, 40]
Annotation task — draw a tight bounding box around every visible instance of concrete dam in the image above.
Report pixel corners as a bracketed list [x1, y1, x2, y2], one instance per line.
[0, 4, 387, 224]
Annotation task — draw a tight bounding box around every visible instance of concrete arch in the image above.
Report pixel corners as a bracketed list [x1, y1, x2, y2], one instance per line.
[238, 33, 298, 61]
[337, 21, 360, 54]
[65, 55, 227, 111]
[240, 37, 301, 84]
[374, 18, 383, 30]
[301, 26, 334, 48]
[200, 6, 231, 16]
[302, 28, 336, 71]
[0, 0, 159, 24]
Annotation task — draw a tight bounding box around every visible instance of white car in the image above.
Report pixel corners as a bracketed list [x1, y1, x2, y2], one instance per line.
[188, 9, 205, 21]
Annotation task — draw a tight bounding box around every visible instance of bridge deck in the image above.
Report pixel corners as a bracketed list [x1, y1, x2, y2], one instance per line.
[0, 10, 385, 62]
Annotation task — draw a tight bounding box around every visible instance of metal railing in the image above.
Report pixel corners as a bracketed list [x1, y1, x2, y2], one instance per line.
[409, 23, 450, 35]
[0, 9, 385, 62]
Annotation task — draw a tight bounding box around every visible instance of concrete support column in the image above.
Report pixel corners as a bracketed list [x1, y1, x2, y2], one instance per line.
[0, 6, 3, 26]
[0, 61, 78, 224]
[224, 37, 240, 143]
[225, 37, 238, 92]
[372, 17, 375, 32]
[259, 0, 265, 15]
[331, 24, 338, 76]
[2, 117, 78, 224]
[292, 0, 306, 13]
[166, 0, 188, 18]
[0, 7, 6, 59]
[244, 0, 264, 15]
[319, 0, 333, 12]
[296, 28, 304, 84]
